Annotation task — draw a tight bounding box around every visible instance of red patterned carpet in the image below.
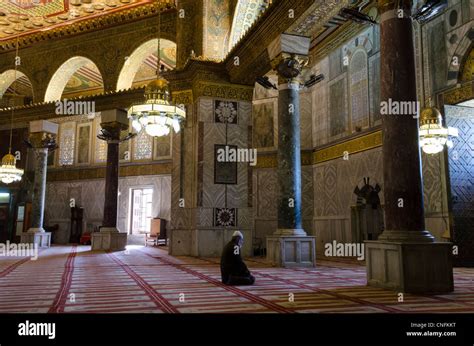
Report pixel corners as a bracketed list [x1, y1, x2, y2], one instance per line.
[0, 245, 473, 313]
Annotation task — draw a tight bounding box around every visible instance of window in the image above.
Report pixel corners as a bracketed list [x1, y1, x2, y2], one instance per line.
[58, 121, 76, 166]
[130, 188, 153, 234]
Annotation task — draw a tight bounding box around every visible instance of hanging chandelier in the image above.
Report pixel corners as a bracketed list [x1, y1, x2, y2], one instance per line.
[419, 101, 458, 155]
[0, 153, 24, 184]
[0, 23, 24, 185]
[128, 78, 185, 137]
[127, 2, 185, 137]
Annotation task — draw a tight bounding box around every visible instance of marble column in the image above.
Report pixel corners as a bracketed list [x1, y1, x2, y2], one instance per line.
[275, 71, 305, 235]
[266, 34, 316, 267]
[22, 120, 58, 248]
[91, 109, 129, 251]
[102, 126, 120, 229]
[30, 147, 48, 233]
[365, 0, 453, 293]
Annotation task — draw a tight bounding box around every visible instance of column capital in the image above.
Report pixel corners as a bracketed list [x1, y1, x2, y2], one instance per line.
[100, 109, 129, 140]
[29, 120, 58, 149]
[28, 132, 57, 149]
[268, 33, 310, 84]
[377, 0, 413, 13]
[271, 53, 309, 84]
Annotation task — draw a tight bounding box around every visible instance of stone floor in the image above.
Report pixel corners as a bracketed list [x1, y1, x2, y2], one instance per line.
[0, 245, 473, 313]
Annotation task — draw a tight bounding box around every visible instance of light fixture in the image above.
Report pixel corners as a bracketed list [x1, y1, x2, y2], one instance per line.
[0, 22, 24, 185]
[256, 76, 277, 90]
[303, 74, 325, 88]
[339, 7, 377, 25]
[413, 0, 448, 23]
[419, 101, 458, 155]
[127, 2, 185, 137]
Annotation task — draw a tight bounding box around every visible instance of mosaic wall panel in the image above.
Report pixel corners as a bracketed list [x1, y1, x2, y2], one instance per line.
[253, 73, 278, 100]
[252, 165, 313, 241]
[203, 0, 231, 60]
[329, 75, 348, 139]
[422, 152, 444, 213]
[133, 130, 153, 161]
[76, 123, 92, 165]
[445, 104, 474, 264]
[252, 99, 277, 150]
[58, 121, 76, 166]
[154, 133, 172, 160]
[300, 91, 313, 149]
[94, 117, 107, 163]
[310, 57, 329, 147]
[313, 147, 384, 219]
[349, 49, 369, 132]
[44, 175, 171, 243]
[429, 21, 448, 92]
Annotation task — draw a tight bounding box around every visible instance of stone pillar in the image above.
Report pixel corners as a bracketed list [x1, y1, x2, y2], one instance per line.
[365, 0, 453, 293]
[22, 120, 58, 248]
[266, 34, 316, 267]
[91, 109, 128, 251]
[103, 127, 120, 229]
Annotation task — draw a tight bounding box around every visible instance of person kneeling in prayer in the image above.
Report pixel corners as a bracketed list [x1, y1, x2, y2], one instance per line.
[220, 231, 255, 286]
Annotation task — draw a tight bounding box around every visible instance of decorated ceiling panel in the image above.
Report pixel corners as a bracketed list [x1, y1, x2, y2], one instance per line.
[0, 0, 151, 40]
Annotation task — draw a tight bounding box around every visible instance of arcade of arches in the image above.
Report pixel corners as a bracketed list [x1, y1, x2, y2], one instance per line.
[0, 0, 473, 313]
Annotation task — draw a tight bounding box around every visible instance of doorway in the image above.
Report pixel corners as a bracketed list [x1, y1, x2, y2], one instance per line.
[130, 188, 153, 235]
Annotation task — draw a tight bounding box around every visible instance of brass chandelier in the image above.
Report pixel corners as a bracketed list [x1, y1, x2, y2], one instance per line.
[128, 1, 185, 137]
[419, 100, 458, 155]
[0, 24, 24, 185]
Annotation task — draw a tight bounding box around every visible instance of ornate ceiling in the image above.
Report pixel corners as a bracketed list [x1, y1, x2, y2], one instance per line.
[0, 0, 152, 41]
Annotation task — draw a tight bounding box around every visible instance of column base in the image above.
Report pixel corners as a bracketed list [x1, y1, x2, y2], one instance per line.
[377, 230, 435, 242]
[27, 227, 46, 233]
[20, 232, 51, 248]
[91, 228, 127, 251]
[266, 235, 316, 268]
[366, 240, 454, 293]
[273, 228, 307, 236]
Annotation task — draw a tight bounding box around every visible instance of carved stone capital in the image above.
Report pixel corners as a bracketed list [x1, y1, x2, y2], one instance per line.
[271, 53, 309, 84]
[29, 132, 57, 149]
[100, 122, 126, 141]
[377, 0, 413, 13]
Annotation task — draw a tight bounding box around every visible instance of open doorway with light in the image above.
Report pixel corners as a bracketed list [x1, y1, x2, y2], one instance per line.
[130, 187, 153, 235]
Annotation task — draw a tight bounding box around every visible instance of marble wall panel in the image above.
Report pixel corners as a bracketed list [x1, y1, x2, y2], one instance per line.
[45, 175, 171, 242]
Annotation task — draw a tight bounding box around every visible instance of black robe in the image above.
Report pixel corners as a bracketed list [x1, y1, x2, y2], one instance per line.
[220, 240, 252, 284]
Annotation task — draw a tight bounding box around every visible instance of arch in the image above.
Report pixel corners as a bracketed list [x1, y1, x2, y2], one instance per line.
[44, 57, 104, 102]
[0, 70, 34, 99]
[228, 0, 266, 50]
[459, 46, 473, 83]
[116, 38, 176, 91]
[0, 70, 33, 98]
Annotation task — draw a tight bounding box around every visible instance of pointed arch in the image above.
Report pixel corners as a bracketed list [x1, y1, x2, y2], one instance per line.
[44, 57, 104, 102]
[116, 38, 176, 91]
[0, 70, 34, 106]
